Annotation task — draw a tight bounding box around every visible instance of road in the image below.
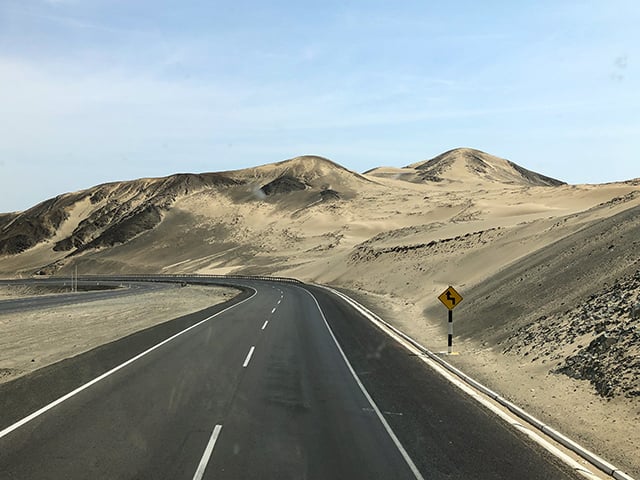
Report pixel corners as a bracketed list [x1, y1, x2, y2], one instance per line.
[0, 278, 168, 313]
[0, 277, 581, 479]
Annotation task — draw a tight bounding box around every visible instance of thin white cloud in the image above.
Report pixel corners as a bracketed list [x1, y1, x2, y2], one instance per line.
[1, 51, 637, 150]
[41, 0, 75, 4]
[5, 2, 149, 36]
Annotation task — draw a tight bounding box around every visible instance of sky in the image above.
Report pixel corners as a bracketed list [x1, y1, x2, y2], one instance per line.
[0, 0, 638, 212]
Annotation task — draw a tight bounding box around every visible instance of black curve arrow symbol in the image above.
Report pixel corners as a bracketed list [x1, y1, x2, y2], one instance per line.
[446, 291, 456, 305]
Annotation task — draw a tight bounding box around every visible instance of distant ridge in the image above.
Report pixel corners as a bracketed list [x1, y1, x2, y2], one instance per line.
[368, 148, 566, 187]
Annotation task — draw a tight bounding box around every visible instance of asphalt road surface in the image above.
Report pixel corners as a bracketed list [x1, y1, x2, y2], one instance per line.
[0, 278, 168, 313]
[0, 277, 581, 479]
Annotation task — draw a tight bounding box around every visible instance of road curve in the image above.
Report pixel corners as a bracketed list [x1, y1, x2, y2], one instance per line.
[0, 277, 581, 479]
[0, 278, 169, 314]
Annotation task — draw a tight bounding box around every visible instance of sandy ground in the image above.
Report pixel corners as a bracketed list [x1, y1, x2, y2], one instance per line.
[0, 285, 238, 384]
[0, 284, 89, 299]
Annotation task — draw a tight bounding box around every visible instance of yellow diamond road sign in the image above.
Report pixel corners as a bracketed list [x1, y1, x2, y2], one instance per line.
[438, 286, 463, 311]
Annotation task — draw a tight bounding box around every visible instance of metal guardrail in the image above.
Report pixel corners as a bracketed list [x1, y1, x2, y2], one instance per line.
[56, 273, 303, 285]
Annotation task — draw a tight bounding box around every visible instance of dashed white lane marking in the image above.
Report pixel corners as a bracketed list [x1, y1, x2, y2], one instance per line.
[243, 346, 256, 367]
[363, 407, 404, 416]
[192, 424, 223, 480]
[271, 307, 276, 314]
[277, 299, 281, 305]
[261, 320, 269, 330]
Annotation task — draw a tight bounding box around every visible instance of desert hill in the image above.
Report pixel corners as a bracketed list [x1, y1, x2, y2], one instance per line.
[226, 155, 371, 188]
[366, 147, 565, 187]
[0, 172, 240, 256]
[1, 150, 639, 475]
[0, 155, 366, 266]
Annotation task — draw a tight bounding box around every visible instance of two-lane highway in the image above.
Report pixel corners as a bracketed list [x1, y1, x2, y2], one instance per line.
[204, 283, 421, 479]
[0, 277, 582, 479]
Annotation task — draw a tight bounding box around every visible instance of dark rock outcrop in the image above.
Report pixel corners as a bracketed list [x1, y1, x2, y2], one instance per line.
[260, 175, 307, 196]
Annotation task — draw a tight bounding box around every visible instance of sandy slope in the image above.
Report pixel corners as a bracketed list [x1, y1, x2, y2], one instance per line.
[0, 149, 639, 475]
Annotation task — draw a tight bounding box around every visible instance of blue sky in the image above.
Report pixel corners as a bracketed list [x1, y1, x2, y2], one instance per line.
[0, 0, 638, 212]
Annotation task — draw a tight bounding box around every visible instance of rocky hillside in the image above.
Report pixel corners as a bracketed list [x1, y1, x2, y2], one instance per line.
[504, 268, 640, 398]
[0, 173, 241, 257]
[0, 156, 367, 268]
[0, 194, 80, 255]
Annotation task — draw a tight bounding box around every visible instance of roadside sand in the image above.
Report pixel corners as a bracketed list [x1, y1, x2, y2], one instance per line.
[0, 284, 86, 299]
[448, 340, 640, 477]
[0, 285, 238, 384]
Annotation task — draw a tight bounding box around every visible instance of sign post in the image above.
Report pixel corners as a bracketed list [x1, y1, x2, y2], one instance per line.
[438, 286, 463, 354]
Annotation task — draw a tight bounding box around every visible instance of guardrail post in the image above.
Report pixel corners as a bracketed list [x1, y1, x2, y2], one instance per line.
[448, 310, 453, 354]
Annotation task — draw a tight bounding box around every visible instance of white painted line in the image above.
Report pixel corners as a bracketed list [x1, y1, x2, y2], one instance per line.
[271, 307, 276, 314]
[261, 320, 269, 330]
[0, 289, 257, 440]
[301, 288, 425, 480]
[277, 299, 281, 305]
[404, 334, 600, 478]
[192, 424, 223, 480]
[243, 346, 256, 367]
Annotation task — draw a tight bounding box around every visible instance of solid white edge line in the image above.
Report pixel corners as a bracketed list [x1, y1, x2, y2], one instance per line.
[0, 288, 258, 440]
[319, 285, 610, 480]
[261, 320, 269, 330]
[192, 424, 223, 480]
[301, 288, 425, 480]
[243, 346, 256, 368]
